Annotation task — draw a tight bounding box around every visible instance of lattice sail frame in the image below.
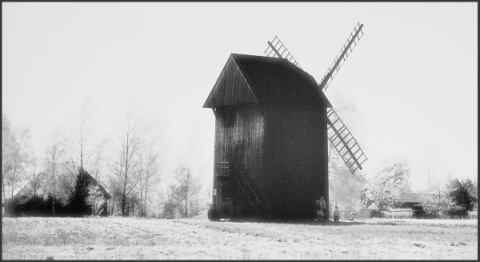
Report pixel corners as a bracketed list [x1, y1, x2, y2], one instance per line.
[318, 22, 364, 92]
[264, 36, 302, 69]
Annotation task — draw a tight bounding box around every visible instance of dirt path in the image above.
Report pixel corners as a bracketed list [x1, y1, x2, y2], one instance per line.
[2, 217, 477, 259]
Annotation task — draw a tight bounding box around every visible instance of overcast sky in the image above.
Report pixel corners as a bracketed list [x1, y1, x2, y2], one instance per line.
[2, 2, 477, 191]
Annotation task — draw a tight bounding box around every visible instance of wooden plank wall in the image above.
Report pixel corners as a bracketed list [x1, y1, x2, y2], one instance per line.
[204, 57, 257, 108]
[212, 104, 329, 219]
[263, 105, 329, 219]
[213, 105, 265, 215]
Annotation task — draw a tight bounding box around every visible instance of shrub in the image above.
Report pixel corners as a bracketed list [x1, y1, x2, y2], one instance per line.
[447, 178, 477, 218]
[361, 162, 410, 214]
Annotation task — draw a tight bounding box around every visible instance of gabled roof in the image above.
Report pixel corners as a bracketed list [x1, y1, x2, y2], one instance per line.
[14, 172, 49, 199]
[203, 54, 332, 108]
[398, 192, 436, 203]
[3, 170, 111, 204]
[80, 171, 112, 200]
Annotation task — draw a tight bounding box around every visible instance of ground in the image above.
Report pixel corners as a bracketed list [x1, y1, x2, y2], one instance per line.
[1, 216, 477, 260]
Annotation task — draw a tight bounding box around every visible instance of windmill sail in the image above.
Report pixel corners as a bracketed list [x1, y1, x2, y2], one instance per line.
[327, 108, 367, 174]
[265, 26, 367, 175]
[318, 23, 364, 92]
[264, 36, 302, 69]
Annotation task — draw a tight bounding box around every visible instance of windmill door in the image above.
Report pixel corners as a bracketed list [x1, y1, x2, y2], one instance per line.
[216, 162, 235, 219]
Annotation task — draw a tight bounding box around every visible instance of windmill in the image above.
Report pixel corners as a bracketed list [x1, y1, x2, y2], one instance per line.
[264, 22, 367, 176]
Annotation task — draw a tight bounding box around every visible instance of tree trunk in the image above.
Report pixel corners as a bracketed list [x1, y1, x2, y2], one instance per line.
[143, 189, 148, 217]
[2, 183, 7, 202]
[122, 194, 126, 217]
[11, 167, 17, 199]
[52, 167, 56, 216]
[131, 197, 135, 217]
[185, 169, 189, 218]
[185, 195, 188, 218]
[110, 197, 116, 216]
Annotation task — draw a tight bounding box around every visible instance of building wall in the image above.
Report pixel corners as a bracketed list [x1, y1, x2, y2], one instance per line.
[203, 57, 257, 108]
[212, 104, 329, 219]
[213, 105, 265, 216]
[262, 105, 329, 219]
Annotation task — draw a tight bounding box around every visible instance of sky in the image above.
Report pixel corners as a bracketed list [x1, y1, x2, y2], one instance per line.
[2, 2, 478, 192]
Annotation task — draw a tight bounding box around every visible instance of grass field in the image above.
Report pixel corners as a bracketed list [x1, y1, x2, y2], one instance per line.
[2, 216, 477, 260]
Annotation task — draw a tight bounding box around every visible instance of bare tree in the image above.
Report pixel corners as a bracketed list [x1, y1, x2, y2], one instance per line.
[28, 168, 44, 200]
[58, 101, 107, 206]
[136, 144, 161, 217]
[23, 163, 46, 214]
[168, 165, 200, 218]
[44, 143, 66, 215]
[109, 102, 143, 217]
[2, 114, 32, 201]
[421, 150, 445, 192]
[2, 114, 15, 201]
[62, 101, 98, 176]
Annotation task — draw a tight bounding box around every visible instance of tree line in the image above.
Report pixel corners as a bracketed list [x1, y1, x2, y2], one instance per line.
[2, 104, 207, 218]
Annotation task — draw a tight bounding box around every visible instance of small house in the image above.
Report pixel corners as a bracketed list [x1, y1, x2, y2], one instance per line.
[2, 169, 111, 217]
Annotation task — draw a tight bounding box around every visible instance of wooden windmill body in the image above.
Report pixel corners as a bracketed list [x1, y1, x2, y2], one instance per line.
[204, 23, 367, 221]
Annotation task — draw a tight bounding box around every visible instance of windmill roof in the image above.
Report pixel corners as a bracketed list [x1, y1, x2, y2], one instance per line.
[203, 53, 332, 108]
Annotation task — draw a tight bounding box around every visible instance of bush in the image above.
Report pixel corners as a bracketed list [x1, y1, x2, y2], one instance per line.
[361, 161, 410, 213]
[447, 179, 477, 218]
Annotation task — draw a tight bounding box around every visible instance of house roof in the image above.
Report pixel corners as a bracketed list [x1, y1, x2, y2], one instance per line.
[3, 169, 111, 204]
[398, 192, 436, 203]
[83, 172, 112, 199]
[13, 172, 49, 199]
[203, 53, 332, 108]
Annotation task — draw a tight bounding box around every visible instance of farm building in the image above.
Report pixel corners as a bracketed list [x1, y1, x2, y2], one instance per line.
[2, 168, 111, 217]
[203, 53, 332, 220]
[396, 192, 437, 209]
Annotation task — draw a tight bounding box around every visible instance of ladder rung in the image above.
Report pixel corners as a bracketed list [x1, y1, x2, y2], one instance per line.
[336, 126, 346, 135]
[357, 153, 365, 160]
[340, 132, 351, 142]
[352, 147, 361, 156]
[334, 140, 344, 148]
[344, 156, 353, 163]
[331, 119, 341, 126]
[329, 134, 339, 142]
[342, 150, 351, 158]
[344, 135, 354, 144]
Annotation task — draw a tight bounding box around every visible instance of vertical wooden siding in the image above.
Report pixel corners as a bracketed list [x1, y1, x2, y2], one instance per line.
[213, 105, 264, 214]
[263, 105, 329, 219]
[204, 57, 257, 108]
[212, 104, 329, 219]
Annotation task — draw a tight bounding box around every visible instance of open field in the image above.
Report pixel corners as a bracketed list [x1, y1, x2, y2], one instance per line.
[2, 216, 477, 260]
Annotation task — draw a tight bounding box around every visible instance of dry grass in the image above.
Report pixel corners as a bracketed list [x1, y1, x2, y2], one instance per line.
[2, 216, 477, 260]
